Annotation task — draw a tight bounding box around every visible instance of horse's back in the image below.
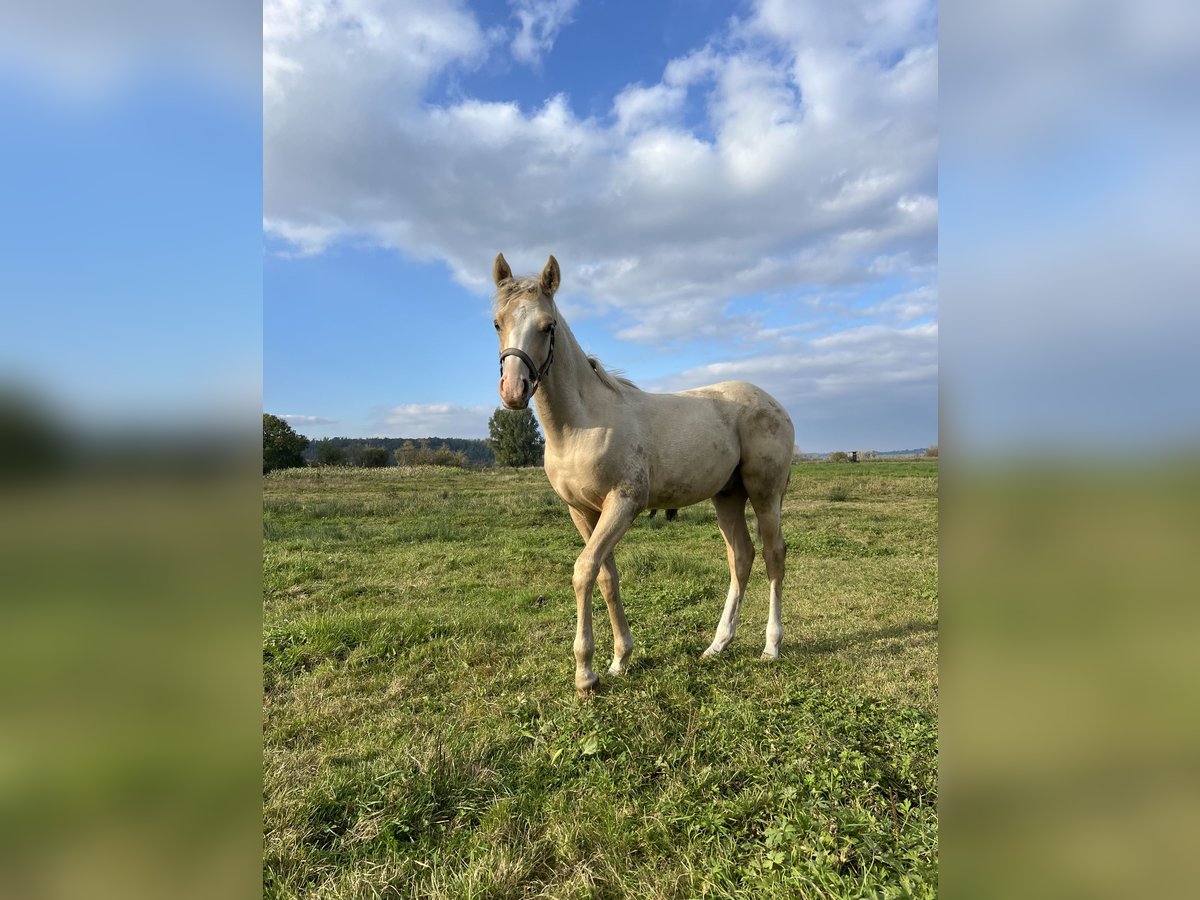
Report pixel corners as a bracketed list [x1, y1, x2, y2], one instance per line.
[678, 381, 794, 448]
[680, 381, 794, 493]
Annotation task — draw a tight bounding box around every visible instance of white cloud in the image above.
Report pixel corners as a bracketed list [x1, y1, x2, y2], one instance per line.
[281, 414, 338, 426]
[867, 284, 938, 322]
[651, 322, 937, 395]
[509, 0, 579, 65]
[613, 82, 687, 134]
[373, 403, 493, 438]
[646, 321, 938, 450]
[0, 0, 259, 99]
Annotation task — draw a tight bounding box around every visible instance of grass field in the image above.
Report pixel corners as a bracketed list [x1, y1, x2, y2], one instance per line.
[263, 461, 938, 898]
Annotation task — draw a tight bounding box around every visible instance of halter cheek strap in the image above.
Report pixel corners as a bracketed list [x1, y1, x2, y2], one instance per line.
[499, 322, 556, 396]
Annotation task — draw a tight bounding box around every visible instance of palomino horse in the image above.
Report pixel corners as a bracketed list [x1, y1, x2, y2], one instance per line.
[493, 253, 795, 694]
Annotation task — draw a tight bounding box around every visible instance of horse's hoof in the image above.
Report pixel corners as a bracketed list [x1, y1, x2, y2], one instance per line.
[575, 675, 599, 696]
[607, 663, 626, 677]
[759, 651, 780, 661]
[701, 645, 722, 658]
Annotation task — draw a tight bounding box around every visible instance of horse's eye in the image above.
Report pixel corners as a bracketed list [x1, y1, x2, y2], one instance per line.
[493, 321, 501, 331]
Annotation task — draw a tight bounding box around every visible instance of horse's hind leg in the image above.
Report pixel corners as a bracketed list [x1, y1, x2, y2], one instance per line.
[748, 489, 786, 659]
[738, 458, 789, 660]
[703, 487, 754, 657]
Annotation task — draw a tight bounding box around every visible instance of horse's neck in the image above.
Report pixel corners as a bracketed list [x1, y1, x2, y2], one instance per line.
[533, 319, 606, 446]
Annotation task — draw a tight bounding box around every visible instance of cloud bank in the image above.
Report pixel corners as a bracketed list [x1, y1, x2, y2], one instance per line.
[265, 0, 935, 306]
[373, 403, 493, 439]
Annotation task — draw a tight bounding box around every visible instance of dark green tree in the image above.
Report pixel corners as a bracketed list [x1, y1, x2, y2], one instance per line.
[315, 440, 347, 466]
[487, 407, 545, 467]
[358, 445, 390, 468]
[263, 414, 309, 473]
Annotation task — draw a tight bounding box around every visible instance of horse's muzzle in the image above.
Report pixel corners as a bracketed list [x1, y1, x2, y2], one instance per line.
[498, 374, 530, 409]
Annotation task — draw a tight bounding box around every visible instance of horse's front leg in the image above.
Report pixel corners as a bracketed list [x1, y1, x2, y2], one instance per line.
[569, 494, 640, 694]
[569, 508, 633, 678]
[597, 554, 632, 676]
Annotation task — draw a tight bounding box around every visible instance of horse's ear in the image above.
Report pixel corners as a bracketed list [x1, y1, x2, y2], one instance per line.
[541, 255, 560, 295]
[493, 253, 512, 286]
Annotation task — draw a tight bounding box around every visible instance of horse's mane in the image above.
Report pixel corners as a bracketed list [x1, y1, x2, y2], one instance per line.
[588, 356, 638, 392]
[491, 278, 638, 393]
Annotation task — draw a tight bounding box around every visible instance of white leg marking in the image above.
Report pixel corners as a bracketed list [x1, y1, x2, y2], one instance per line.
[703, 584, 742, 657]
[761, 580, 783, 659]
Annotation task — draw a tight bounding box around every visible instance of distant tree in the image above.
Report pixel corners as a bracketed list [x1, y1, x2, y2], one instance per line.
[0, 388, 69, 478]
[315, 441, 346, 467]
[925, 445, 939, 458]
[263, 414, 309, 474]
[394, 440, 418, 466]
[828, 451, 850, 463]
[358, 445, 390, 468]
[487, 407, 545, 467]
[425, 442, 470, 468]
[393, 439, 469, 468]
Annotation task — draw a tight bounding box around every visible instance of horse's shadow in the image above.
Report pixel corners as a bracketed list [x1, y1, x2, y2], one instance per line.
[788, 618, 938, 656]
[606, 618, 937, 677]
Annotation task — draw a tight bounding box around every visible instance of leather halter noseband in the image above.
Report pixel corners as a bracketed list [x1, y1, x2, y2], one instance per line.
[499, 321, 556, 397]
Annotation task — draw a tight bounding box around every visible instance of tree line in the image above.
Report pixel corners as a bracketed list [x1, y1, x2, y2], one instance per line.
[263, 409, 545, 474]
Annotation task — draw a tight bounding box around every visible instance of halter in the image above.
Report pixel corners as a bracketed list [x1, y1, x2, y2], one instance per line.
[499, 321, 556, 397]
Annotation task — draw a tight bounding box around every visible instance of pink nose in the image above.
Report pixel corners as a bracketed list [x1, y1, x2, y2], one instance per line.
[499, 372, 529, 408]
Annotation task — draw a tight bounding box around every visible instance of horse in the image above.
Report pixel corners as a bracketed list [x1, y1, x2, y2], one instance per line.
[492, 253, 796, 694]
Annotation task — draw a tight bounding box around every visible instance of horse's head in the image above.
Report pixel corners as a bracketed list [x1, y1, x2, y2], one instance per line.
[492, 252, 560, 409]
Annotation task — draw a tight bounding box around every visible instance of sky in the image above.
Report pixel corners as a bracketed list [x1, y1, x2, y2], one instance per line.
[4, 2, 1195, 458]
[0, 0, 262, 432]
[263, 0, 939, 453]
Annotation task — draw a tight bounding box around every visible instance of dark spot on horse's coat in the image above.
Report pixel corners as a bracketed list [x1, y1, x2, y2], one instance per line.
[659, 476, 681, 494]
[751, 409, 782, 436]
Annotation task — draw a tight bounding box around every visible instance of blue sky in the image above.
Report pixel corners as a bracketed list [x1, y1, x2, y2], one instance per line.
[1, 6, 261, 430]
[264, 0, 939, 452]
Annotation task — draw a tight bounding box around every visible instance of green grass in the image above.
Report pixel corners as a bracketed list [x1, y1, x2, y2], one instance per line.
[264, 462, 938, 898]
